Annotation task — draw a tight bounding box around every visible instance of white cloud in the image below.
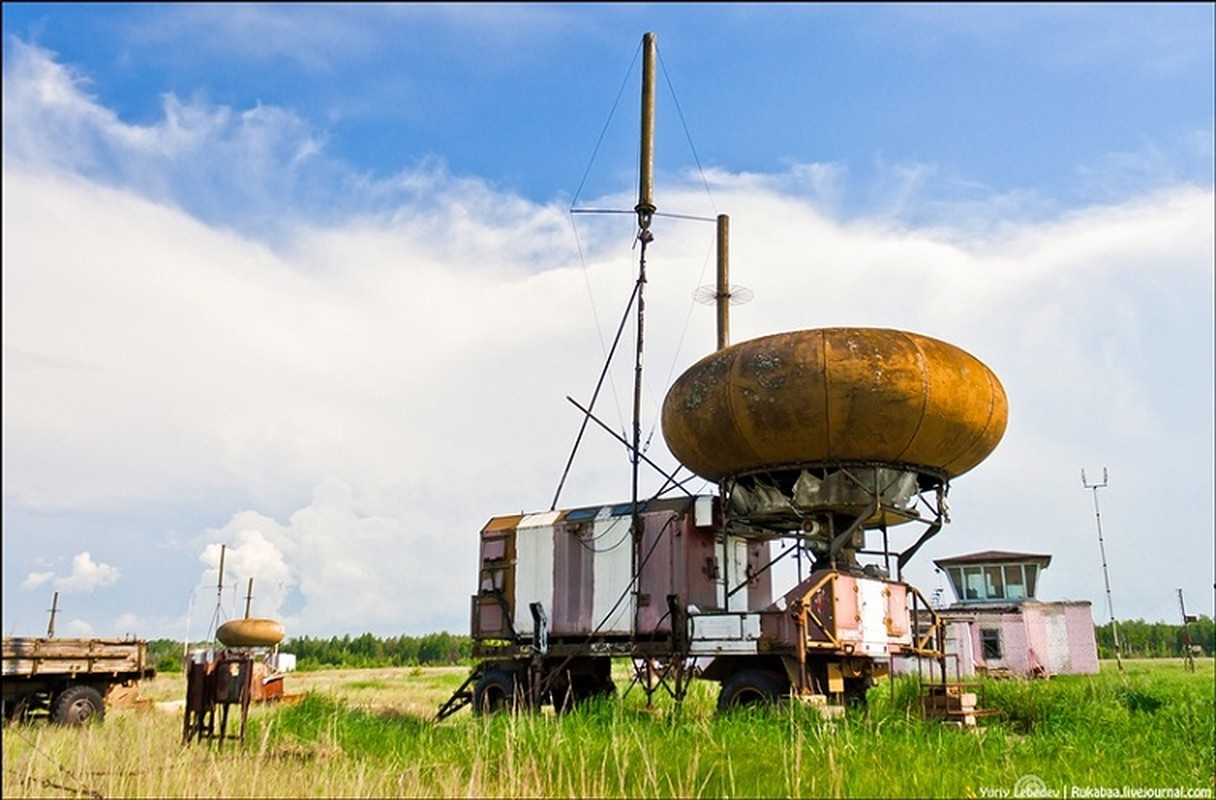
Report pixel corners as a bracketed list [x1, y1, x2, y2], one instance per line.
[2, 41, 331, 237]
[63, 618, 94, 636]
[55, 552, 121, 593]
[115, 613, 141, 634]
[16, 555, 122, 595]
[2, 34, 1211, 637]
[20, 572, 53, 591]
[5, 158, 1210, 634]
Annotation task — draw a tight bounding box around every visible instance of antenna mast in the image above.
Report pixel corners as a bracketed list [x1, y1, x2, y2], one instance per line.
[1082, 467, 1122, 671]
[1178, 588, 1196, 672]
[244, 577, 255, 620]
[629, 31, 657, 639]
[208, 543, 227, 643]
[631, 32, 657, 531]
[46, 591, 59, 638]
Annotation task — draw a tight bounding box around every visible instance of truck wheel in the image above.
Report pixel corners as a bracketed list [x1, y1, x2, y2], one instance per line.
[717, 669, 787, 712]
[52, 686, 105, 725]
[472, 669, 517, 716]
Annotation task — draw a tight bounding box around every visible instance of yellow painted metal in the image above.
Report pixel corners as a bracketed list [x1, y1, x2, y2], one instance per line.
[483, 514, 526, 534]
[661, 328, 1007, 481]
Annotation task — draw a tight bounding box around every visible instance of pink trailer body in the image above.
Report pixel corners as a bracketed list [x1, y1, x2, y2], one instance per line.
[472, 496, 770, 642]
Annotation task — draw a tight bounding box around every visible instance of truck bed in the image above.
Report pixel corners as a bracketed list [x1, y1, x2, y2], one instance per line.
[2, 637, 150, 679]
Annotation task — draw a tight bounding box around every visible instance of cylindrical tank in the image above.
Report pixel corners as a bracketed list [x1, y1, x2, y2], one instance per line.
[661, 327, 1007, 483]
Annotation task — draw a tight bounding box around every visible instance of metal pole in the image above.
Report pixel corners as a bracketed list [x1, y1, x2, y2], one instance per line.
[1178, 588, 1196, 672]
[1082, 468, 1122, 670]
[635, 32, 657, 231]
[631, 32, 658, 638]
[216, 545, 226, 606]
[46, 591, 59, 638]
[716, 214, 730, 350]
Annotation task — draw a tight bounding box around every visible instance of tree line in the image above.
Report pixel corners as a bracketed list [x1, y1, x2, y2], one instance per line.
[146, 631, 472, 673]
[145, 616, 1211, 673]
[1095, 616, 1213, 659]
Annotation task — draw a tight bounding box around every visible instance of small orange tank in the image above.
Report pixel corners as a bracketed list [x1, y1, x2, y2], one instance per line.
[216, 618, 285, 648]
[661, 327, 1007, 482]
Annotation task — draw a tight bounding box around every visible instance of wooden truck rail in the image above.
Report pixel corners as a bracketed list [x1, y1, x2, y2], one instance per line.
[2, 636, 156, 725]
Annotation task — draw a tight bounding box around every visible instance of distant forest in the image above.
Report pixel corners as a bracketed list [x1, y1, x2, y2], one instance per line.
[146, 617, 1211, 673]
[1094, 616, 1213, 659]
[147, 631, 470, 673]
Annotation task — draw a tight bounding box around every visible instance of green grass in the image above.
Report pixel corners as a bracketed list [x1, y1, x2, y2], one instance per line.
[246, 659, 1213, 798]
[3, 659, 1212, 798]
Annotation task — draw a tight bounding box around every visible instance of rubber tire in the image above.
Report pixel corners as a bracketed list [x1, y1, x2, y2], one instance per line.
[716, 669, 787, 712]
[52, 685, 105, 725]
[472, 669, 517, 716]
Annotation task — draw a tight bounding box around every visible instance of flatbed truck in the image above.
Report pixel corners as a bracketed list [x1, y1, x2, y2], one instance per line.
[2, 636, 156, 724]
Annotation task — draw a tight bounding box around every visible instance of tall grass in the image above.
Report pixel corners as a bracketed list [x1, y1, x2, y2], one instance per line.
[3, 660, 1212, 798]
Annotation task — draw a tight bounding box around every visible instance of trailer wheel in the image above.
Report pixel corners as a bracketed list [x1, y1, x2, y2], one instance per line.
[472, 669, 517, 716]
[717, 669, 787, 712]
[52, 686, 105, 725]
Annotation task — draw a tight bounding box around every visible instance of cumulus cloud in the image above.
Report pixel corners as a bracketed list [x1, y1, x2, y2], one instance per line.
[20, 572, 54, 591]
[20, 553, 121, 594]
[2, 32, 1211, 636]
[189, 478, 472, 635]
[2, 40, 335, 240]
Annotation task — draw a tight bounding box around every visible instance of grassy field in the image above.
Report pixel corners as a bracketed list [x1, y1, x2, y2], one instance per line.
[3, 659, 1212, 798]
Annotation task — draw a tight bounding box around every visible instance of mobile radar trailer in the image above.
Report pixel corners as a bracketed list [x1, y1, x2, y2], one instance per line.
[437, 33, 1007, 719]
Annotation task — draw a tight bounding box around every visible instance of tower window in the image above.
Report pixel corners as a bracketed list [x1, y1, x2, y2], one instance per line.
[981, 628, 1003, 660]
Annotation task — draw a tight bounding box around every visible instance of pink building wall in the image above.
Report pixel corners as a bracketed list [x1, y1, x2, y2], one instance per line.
[964, 601, 1098, 677]
[893, 601, 1099, 678]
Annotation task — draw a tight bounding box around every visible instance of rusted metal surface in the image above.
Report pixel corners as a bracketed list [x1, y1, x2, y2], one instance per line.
[215, 618, 285, 648]
[759, 572, 914, 657]
[182, 651, 253, 747]
[661, 327, 1008, 483]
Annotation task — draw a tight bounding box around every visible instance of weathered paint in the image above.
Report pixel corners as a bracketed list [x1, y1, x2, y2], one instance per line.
[689, 612, 762, 654]
[513, 511, 561, 635]
[471, 496, 771, 645]
[894, 601, 1099, 678]
[589, 508, 635, 635]
[760, 572, 914, 657]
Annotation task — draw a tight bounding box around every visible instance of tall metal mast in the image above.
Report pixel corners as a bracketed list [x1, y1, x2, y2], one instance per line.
[631, 32, 657, 542]
[629, 32, 657, 654]
[1082, 467, 1122, 670]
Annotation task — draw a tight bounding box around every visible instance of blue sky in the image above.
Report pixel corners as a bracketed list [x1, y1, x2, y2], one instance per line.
[3, 4, 1213, 642]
